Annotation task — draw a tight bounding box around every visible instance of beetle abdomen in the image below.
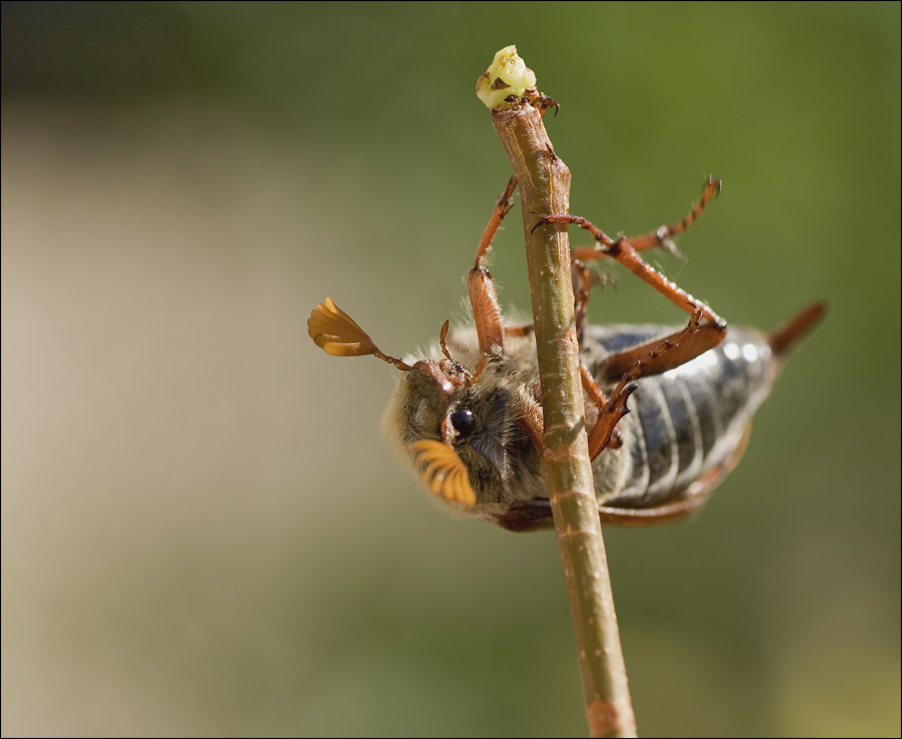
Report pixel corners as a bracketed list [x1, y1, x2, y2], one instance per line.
[585, 325, 777, 508]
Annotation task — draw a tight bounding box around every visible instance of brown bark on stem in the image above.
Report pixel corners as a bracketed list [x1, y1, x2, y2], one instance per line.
[490, 100, 638, 738]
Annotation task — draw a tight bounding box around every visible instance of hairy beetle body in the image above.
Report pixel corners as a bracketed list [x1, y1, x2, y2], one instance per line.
[308, 173, 825, 531]
[382, 321, 778, 530]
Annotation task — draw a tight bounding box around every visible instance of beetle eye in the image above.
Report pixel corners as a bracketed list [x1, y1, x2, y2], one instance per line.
[450, 409, 476, 438]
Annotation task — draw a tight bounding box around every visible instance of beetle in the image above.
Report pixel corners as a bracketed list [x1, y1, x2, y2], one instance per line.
[308, 175, 825, 531]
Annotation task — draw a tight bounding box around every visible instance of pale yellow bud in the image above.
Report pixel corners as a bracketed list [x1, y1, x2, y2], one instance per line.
[475, 45, 537, 109]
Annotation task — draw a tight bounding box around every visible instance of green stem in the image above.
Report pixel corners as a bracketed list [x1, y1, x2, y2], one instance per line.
[484, 73, 638, 739]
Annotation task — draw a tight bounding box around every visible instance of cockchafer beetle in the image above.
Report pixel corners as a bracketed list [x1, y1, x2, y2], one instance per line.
[308, 175, 825, 531]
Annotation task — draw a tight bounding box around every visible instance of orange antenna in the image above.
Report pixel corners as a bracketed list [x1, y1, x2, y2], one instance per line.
[308, 298, 412, 371]
[466, 355, 488, 387]
[439, 320, 454, 362]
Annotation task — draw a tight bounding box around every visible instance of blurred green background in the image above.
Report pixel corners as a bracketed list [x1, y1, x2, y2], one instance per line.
[2, 2, 899, 736]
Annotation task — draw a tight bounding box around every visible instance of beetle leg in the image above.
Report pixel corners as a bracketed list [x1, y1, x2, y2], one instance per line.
[570, 177, 721, 262]
[544, 192, 728, 460]
[537, 208, 728, 375]
[572, 259, 591, 341]
[534, 213, 727, 337]
[572, 263, 632, 459]
[535, 94, 559, 118]
[584, 369, 637, 460]
[468, 175, 518, 358]
[496, 500, 555, 532]
[503, 324, 534, 338]
[605, 311, 718, 406]
[625, 175, 721, 255]
[519, 390, 545, 453]
[584, 310, 723, 459]
[596, 309, 724, 384]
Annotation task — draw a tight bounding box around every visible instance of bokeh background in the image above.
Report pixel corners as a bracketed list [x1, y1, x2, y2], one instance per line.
[2, 2, 899, 737]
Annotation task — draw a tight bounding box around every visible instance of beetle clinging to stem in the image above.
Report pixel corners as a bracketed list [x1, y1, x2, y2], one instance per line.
[308, 171, 825, 531]
[307, 113, 825, 535]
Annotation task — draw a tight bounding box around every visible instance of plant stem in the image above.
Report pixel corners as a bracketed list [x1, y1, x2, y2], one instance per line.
[479, 48, 637, 738]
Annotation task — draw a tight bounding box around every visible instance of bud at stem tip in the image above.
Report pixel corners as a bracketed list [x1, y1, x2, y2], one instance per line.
[475, 45, 537, 109]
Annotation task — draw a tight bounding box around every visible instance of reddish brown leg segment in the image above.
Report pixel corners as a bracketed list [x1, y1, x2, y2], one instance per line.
[518, 185, 729, 471]
[610, 314, 709, 400]
[535, 95, 559, 118]
[552, 194, 728, 462]
[468, 175, 518, 357]
[503, 324, 535, 338]
[535, 212, 727, 408]
[621, 176, 721, 254]
[571, 176, 721, 262]
[580, 313, 717, 463]
[534, 213, 726, 329]
[571, 259, 592, 340]
[579, 310, 724, 462]
[597, 309, 724, 384]
[585, 377, 637, 460]
[518, 392, 546, 453]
